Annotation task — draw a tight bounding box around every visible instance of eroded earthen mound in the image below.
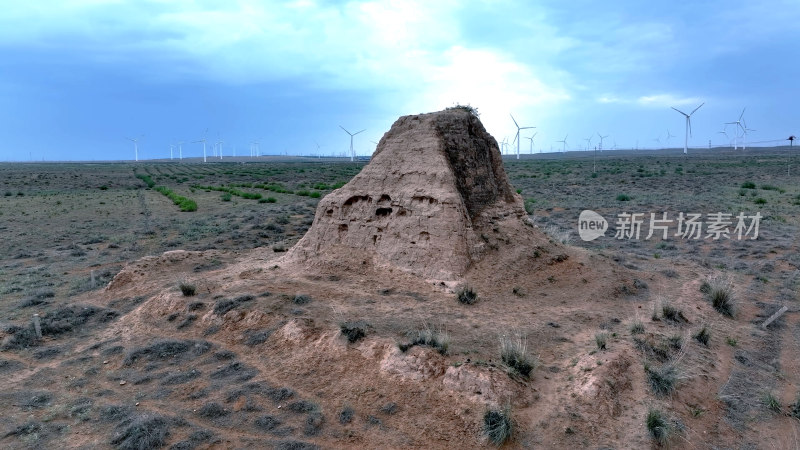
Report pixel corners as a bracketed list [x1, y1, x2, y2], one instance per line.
[286, 108, 528, 279]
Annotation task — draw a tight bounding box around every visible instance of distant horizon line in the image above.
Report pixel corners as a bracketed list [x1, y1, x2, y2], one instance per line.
[1, 143, 797, 164]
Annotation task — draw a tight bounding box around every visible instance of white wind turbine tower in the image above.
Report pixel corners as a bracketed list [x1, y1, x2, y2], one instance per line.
[726, 108, 747, 150]
[216, 138, 224, 160]
[170, 144, 174, 160]
[510, 114, 535, 160]
[525, 132, 538, 154]
[500, 137, 509, 155]
[557, 135, 568, 153]
[178, 141, 183, 160]
[671, 102, 704, 154]
[126, 135, 143, 162]
[597, 133, 609, 151]
[340, 126, 365, 162]
[193, 137, 207, 162]
[584, 135, 593, 151]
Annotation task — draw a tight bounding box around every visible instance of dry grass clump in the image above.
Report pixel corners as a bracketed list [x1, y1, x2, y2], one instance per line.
[701, 275, 736, 317]
[500, 334, 536, 378]
[455, 284, 478, 305]
[399, 324, 450, 355]
[483, 406, 512, 445]
[646, 408, 672, 445]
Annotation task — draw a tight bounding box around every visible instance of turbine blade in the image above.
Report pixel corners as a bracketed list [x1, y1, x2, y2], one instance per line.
[354, 129, 366, 135]
[339, 125, 351, 135]
[739, 107, 746, 120]
[510, 114, 519, 128]
[690, 102, 704, 116]
[688, 118, 693, 137]
[671, 106, 688, 116]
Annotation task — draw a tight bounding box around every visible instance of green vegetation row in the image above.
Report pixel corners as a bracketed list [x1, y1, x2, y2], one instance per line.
[154, 186, 198, 212]
[135, 173, 197, 212]
[194, 182, 335, 199]
[194, 184, 265, 200]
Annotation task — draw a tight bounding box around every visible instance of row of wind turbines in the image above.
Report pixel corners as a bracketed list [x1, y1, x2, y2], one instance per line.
[126, 124, 367, 162]
[505, 103, 759, 156]
[124, 105, 763, 162]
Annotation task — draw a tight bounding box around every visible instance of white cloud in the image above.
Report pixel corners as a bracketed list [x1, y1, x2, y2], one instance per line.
[637, 94, 703, 108]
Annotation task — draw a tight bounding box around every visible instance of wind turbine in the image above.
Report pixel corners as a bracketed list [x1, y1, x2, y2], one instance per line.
[178, 141, 183, 160]
[169, 144, 174, 160]
[557, 135, 568, 153]
[665, 129, 675, 147]
[671, 102, 704, 154]
[584, 135, 593, 151]
[725, 108, 747, 150]
[501, 137, 509, 155]
[340, 126, 365, 162]
[193, 137, 207, 162]
[216, 138, 224, 160]
[525, 132, 538, 154]
[510, 114, 535, 160]
[597, 133, 609, 151]
[653, 136, 661, 149]
[126, 135, 143, 162]
[717, 130, 730, 147]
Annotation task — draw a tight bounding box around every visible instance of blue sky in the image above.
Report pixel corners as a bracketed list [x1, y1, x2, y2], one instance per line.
[1, 0, 798, 161]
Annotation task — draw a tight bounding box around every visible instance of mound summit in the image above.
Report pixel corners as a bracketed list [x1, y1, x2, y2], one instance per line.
[287, 108, 531, 279]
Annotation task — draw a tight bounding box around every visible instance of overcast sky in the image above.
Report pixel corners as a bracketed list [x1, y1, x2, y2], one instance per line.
[1, 0, 798, 161]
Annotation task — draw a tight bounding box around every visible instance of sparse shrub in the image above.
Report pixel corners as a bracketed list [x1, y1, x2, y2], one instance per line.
[266, 197, 277, 203]
[110, 413, 170, 450]
[726, 337, 737, 346]
[456, 284, 478, 305]
[293, 294, 312, 305]
[221, 193, 232, 201]
[254, 415, 282, 432]
[616, 193, 631, 201]
[754, 197, 767, 205]
[694, 325, 710, 346]
[790, 394, 800, 418]
[338, 407, 354, 424]
[179, 283, 196, 296]
[524, 198, 536, 214]
[763, 392, 781, 413]
[339, 321, 368, 343]
[595, 332, 608, 350]
[668, 334, 683, 350]
[761, 184, 781, 191]
[703, 275, 736, 317]
[287, 400, 317, 414]
[309, 192, 321, 198]
[741, 181, 756, 189]
[646, 408, 672, 445]
[645, 363, 678, 396]
[446, 103, 480, 117]
[660, 302, 686, 322]
[483, 407, 512, 446]
[630, 320, 645, 335]
[500, 334, 535, 378]
[198, 402, 229, 418]
[400, 324, 450, 355]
